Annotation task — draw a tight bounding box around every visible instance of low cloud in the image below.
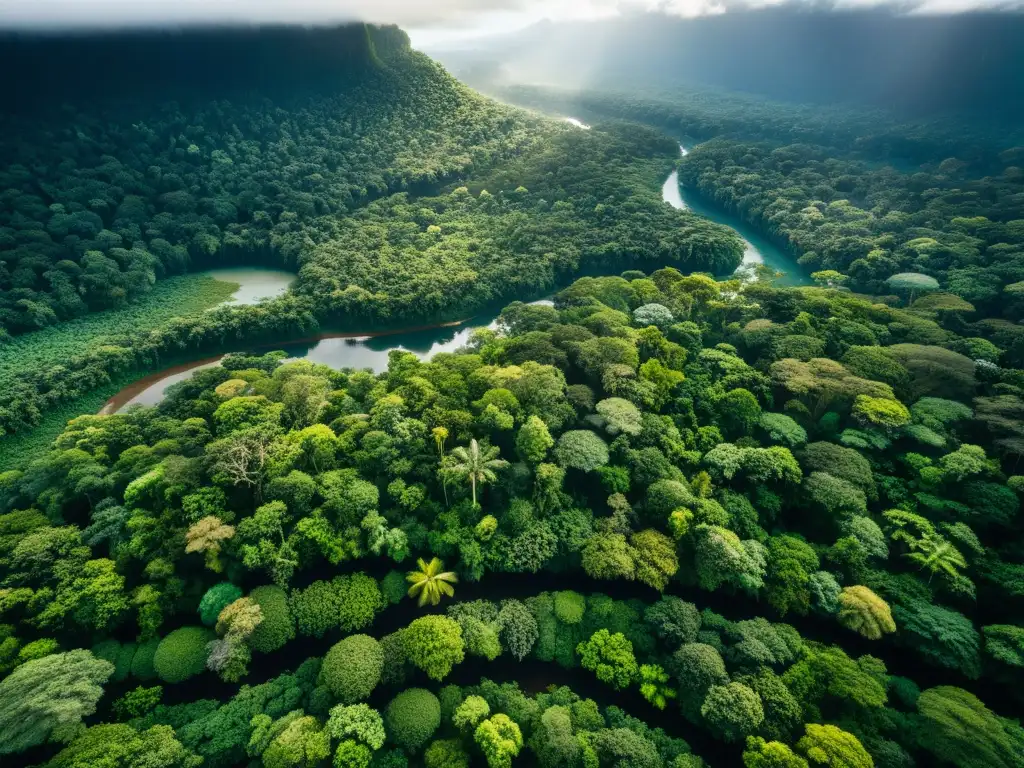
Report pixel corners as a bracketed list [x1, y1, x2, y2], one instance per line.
[0, 0, 532, 29]
[0, 0, 1018, 31]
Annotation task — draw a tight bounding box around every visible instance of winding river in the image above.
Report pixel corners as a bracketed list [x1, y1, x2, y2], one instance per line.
[665, 145, 810, 286]
[100, 128, 806, 413]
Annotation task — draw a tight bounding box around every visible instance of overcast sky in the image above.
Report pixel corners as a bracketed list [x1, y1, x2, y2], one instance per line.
[0, 0, 1020, 45]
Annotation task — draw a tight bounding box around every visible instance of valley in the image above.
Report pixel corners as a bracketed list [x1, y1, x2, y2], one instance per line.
[0, 17, 1022, 768]
[94, 139, 807, 419]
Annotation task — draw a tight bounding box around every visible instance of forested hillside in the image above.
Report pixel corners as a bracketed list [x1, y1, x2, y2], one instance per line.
[0, 27, 742, 447]
[0, 25, 539, 333]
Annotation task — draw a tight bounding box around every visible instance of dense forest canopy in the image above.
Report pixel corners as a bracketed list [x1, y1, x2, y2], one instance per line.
[3, 267, 1024, 768]
[1, 15, 1024, 768]
[0, 24, 742, 448]
[463, 84, 1024, 369]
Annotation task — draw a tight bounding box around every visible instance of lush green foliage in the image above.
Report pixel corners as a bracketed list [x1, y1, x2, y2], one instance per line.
[701, 682, 764, 742]
[0, 33, 744, 460]
[3, 260, 1023, 764]
[153, 627, 214, 684]
[290, 574, 384, 638]
[248, 585, 295, 654]
[320, 635, 384, 704]
[0, 274, 238, 466]
[0, 650, 113, 754]
[199, 582, 243, 627]
[475, 713, 523, 768]
[916, 686, 1023, 768]
[406, 557, 458, 607]
[385, 689, 441, 752]
[401, 615, 465, 681]
[2, 27, 1024, 768]
[45, 723, 202, 768]
[577, 629, 639, 689]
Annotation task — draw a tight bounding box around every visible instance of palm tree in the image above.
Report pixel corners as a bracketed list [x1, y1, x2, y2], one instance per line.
[906, 533, 967, 583]
[433, 426, 450, 506]
[406, 557, 458, 607]
[446, 438, 508, 507]
[432, 426, 449, 459]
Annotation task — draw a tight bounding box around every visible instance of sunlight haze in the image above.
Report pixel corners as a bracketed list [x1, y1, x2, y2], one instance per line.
[0, 0, 1019, 34]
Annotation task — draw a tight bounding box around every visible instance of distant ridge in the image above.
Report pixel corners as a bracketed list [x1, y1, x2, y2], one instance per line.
[432, 8, 1024, 120]
[0, 24, 410, 109]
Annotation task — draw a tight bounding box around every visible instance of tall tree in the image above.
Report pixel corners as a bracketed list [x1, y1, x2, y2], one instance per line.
[837, 585, 896, 640]
[797, 724, 873, 768]
[445, 439, 508, 507]
[0, 650, 114, 754]
[184, 516, 236, 572]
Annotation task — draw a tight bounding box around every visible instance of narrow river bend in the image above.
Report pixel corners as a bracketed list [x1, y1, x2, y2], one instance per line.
[664, 145, 809, 286]
[101, 131, 808, 412]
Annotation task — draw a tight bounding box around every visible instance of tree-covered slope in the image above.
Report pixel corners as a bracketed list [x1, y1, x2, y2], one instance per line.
[0, 27, 744, 447]
[0, 25, 536, 333]
[0, 26, 743, 339]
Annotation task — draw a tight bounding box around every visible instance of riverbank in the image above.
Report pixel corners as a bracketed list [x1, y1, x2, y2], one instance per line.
[0, 275, 245, 471]
[98, 317, 472, 413]
[93, 142, 809, 417]
[0, 274, 239, 395]
[665, 145, 811, 286]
